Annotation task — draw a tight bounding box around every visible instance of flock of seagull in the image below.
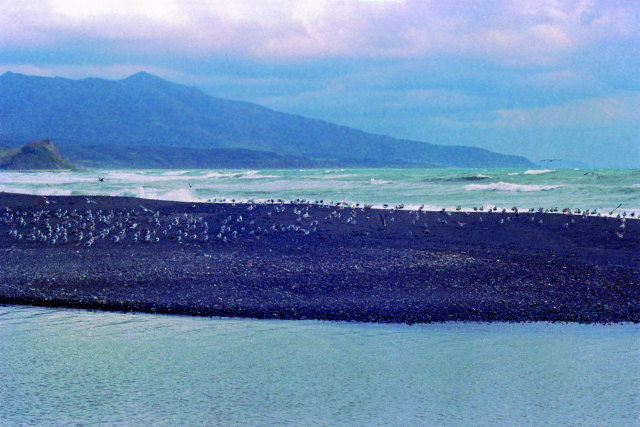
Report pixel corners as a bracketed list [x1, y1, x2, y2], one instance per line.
[1, 195, 634, 248]
[2, 198, 325, 248]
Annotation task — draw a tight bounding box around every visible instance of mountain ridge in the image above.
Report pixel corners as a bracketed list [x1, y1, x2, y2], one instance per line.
[0, 72, 534, 168]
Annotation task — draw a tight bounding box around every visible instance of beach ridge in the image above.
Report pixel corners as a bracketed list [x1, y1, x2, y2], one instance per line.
[1, 192, 638, 323]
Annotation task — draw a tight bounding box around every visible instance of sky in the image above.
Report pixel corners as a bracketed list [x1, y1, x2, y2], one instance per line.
[0, 0, 638, 167]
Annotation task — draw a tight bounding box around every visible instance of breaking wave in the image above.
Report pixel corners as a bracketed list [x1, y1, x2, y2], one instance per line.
[524, 169, 556, 175]
[0, 185, 74, 196]
[101, 170, 280, 182]
[460, 174, 491, 181]
[302, 174, 357, 180]
[0, 171, 96, 185]
[370, 178, 393, 185]
[111, 187, 203, 203]
[464, 181, 562, 192]
[234, 171, 281, 179]
[421, 174, 491, 183]
[161, 170, 189, 176]
[106, 171, 197, 182]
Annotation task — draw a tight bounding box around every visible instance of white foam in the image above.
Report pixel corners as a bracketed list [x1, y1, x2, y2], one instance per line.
[200, 170, 281, 180]
[0, 185, 73, 196]
[370, 178, 393, 185]
[105, 171, 194, 183]
[236, 171, 280, 179]
[0, 171, 96, 185]
[508, 172, 520, 176]
[161, 170, 189, 176]
[464, 181, 562, 192]
[201, 171, 240, 179]
[201, 171, 237, 179]
[90, 170, 279, 183]
[302, 174, 356, 180]
[524, 169, 556, 175]
[632, 184, 640, 188]
[110, 187, 203, 203]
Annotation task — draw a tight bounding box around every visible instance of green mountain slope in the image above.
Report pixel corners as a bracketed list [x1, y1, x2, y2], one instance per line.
[63, 144, 317, 169]
[0, 72, 534, 168]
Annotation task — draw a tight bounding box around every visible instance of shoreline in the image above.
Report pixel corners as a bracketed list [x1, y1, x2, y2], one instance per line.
[4, 303, 640, 327]
[1, 192, 638, 323]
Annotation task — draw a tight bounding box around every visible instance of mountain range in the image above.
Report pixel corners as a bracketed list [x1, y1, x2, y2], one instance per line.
[0, 71, 533, 168]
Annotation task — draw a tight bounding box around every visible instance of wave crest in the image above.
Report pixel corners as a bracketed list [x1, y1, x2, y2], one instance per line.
[370, 178, 393, 185]
[460, 174, 491, 181]
[524, 169, 556, 175]
[465, 181, 562, 192]
[112, 187, 202, 202]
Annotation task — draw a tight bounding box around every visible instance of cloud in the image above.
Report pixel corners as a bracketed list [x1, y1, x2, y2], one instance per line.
[50, 0, 184, 22]
[493, 91, 640, 129]
[0, 0, 636, 62]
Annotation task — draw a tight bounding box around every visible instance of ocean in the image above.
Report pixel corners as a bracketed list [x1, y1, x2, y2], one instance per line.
[1, 167, 639, 216]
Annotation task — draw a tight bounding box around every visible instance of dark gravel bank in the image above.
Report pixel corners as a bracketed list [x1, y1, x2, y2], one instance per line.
[1, 192, 638, 323]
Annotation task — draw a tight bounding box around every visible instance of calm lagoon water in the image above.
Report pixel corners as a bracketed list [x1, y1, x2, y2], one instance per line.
[1, 305, 638, 426]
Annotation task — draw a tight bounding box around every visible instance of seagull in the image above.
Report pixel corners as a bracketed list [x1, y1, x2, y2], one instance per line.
[608, 204, 622, 216]
[97, 177, 105, 182]
[583, 172, 601, 179]
[540, 158, 561, 162]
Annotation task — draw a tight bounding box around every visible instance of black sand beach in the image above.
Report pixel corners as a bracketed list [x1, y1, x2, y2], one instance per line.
[1, 192, 638, 323]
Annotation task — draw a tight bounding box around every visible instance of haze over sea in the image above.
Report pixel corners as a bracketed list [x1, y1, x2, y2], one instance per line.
[2, 167, 639, 216]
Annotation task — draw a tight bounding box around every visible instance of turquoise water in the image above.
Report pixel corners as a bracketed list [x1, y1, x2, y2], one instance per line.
[1, 168, 638, 215]
[1, 306, 638, 426]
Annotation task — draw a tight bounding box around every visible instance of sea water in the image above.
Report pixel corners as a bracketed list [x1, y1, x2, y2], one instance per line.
[1, 168, 639, 215]
[1, 306, 638, 426]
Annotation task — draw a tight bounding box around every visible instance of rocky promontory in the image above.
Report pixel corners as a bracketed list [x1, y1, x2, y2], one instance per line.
[0, 140, 77, 170]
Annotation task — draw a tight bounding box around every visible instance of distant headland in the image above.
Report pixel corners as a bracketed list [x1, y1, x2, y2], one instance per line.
[0, 139, 77, 171]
